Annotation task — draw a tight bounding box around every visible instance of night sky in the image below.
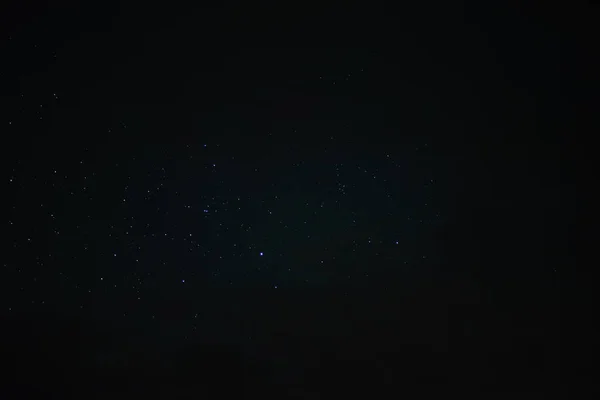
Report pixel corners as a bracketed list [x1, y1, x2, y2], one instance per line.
[1, 2, 577, 397]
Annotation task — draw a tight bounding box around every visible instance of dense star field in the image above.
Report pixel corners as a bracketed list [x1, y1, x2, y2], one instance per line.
[1, 2, 576, 397]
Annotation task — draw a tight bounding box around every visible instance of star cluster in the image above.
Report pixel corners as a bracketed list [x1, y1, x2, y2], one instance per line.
[4, 115, 443, 333]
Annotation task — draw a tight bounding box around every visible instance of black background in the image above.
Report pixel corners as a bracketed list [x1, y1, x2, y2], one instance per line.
[1, 1, 581, 397]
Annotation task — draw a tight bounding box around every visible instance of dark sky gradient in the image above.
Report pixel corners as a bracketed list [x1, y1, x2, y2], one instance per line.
[1, 1, 577, 397]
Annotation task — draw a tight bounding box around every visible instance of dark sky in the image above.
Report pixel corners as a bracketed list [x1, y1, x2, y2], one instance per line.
[1, 1, 577, 397]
